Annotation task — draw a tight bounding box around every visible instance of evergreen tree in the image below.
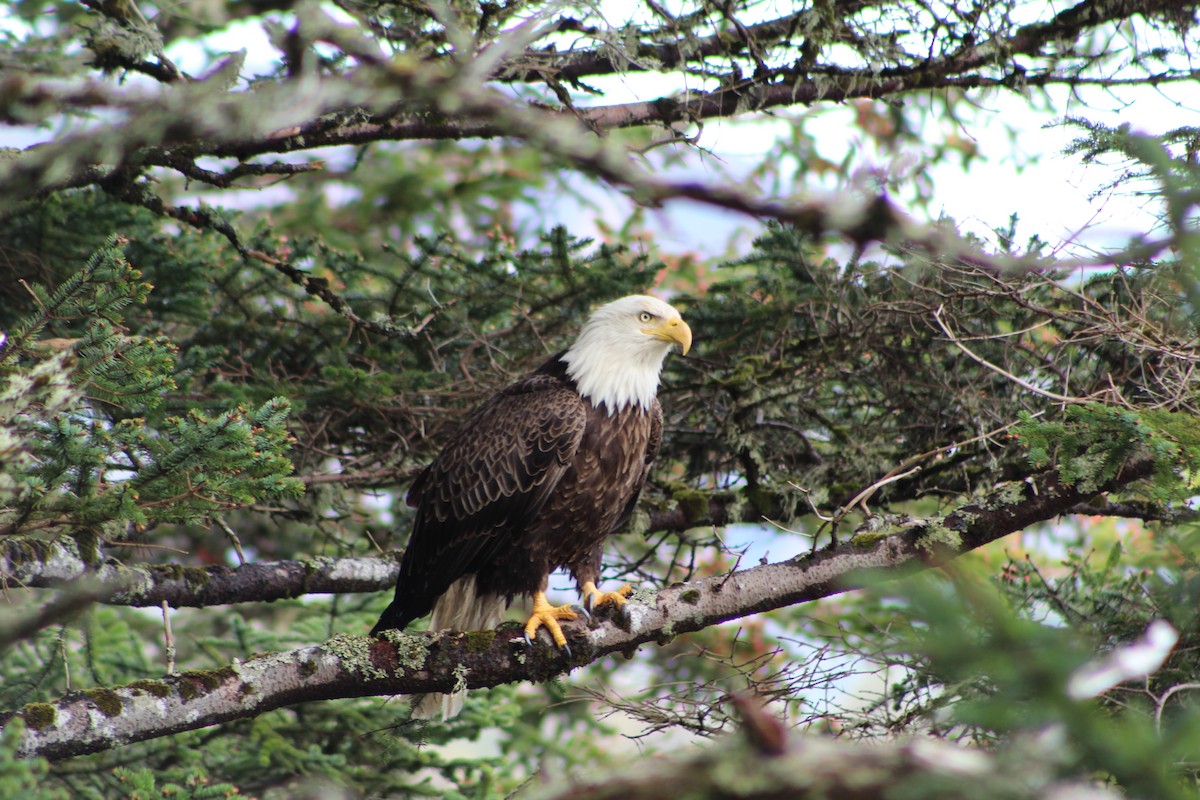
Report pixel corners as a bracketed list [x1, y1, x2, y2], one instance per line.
[2, 0, 1199, 797]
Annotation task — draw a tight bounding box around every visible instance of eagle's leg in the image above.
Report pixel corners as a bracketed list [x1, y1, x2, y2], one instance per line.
[523, 591, 579, 652]
[581, 581, 633, 616]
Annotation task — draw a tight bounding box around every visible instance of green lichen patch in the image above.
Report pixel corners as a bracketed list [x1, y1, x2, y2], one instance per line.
[325, 633, 387, 680]
[83, 688, 123, 717]
[378, 629, 431, 673]
[679, 588, 701, 604]
[451, 663, 470, 693]
[915, 518, 965, 552]
[629, 586, 658, 605]
[976, 480, 1028, 511]
[20, 702, 57, 731]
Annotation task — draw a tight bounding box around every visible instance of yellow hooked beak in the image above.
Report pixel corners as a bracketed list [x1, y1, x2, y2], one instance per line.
[648, 316, 692, 356]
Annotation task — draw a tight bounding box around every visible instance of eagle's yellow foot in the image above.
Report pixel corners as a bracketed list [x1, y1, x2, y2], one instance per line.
[523, 591, 579, 653]
[581, 581, 633, 617]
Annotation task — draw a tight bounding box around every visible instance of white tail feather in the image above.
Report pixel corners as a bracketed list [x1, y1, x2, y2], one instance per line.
[410, 576, 506, 721]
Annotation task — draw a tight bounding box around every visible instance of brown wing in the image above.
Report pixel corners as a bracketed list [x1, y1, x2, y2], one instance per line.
[371, 371, 586, 633]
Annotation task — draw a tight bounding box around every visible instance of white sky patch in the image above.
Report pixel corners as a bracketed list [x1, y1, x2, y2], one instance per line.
[360, 490, 396, 526]
[1067, 619, 1179, 701]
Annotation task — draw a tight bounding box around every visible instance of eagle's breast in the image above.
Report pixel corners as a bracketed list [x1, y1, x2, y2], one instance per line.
[529, 399, 656, 566]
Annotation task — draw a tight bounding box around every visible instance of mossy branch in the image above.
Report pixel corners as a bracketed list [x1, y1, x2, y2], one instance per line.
[2, 455, 1153, 760]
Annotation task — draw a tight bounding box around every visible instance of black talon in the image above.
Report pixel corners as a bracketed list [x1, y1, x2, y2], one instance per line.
[573, 603, 591, 622]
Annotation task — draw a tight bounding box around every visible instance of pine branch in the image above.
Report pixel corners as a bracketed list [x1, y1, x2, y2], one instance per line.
[2, 455, 1154, 760]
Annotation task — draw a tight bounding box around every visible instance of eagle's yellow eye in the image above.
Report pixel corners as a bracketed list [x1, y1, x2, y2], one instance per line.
[638, 311, 655, 323]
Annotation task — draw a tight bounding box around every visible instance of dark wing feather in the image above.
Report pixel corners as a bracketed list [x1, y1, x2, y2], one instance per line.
[372, 372, 586, 632]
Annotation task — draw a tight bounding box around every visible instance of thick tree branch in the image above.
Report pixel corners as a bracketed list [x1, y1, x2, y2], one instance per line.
[0, 538, 400, 607]
[2, 0, 1195, 217]
[2, 454, 1171, 610]
[2, 456, 1154, 760]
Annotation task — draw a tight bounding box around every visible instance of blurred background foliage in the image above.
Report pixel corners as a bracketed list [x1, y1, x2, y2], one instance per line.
[2, 0, 1200, 796]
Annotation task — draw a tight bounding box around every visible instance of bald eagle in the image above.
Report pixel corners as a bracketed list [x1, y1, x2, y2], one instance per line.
[371, 295, 691, 718]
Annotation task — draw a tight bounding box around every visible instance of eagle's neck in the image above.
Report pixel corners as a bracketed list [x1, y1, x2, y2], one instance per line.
[561, 333, 668, 415]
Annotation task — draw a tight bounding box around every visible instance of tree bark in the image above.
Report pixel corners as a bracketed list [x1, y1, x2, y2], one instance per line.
[2, 459, 1152, 760]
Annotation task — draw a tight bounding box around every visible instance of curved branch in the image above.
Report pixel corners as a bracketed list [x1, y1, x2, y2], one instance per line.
[2, 456, 1153, 760]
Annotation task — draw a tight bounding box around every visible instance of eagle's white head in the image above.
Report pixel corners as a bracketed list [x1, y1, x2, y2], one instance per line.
[562, 294, 692, 413]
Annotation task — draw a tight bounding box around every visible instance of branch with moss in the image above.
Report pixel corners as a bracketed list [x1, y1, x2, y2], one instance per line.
[3, 0, 1195, 248]
[2, 455, 1178, 611]
[2, 455, 1154, 760]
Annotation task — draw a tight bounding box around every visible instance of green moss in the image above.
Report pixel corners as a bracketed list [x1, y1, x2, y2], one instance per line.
[679, 588, 701, 604]
[127, 679, 171, 698]
[464, 629, 496, 654]
[6, 537, 55, 565]
[21, 702, 57, 731]
[850, 530, 892, 549]
[157, 564, 213, 586]
[173, 667, 236, 701]
[72, 528, 101, 564]
[298, 658, 319, 678]
[83, 688, 123, 717]
[178, 667, 236, 691]
[742, 485, 778, 517]
[671, 485, 710, 524]
[301, 556, 334, 588]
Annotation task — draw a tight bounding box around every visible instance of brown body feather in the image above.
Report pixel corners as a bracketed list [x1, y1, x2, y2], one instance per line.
[370, 354, 662, 636]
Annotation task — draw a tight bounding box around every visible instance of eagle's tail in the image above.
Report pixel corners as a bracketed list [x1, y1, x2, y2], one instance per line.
[410, 576, 506, 721]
